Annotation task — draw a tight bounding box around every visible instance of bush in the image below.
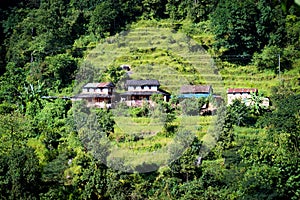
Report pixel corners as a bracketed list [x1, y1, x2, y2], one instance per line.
[180, 97, 206, 116]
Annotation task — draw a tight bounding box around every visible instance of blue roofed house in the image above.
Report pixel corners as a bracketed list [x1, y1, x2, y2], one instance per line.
[179, 85, 213, 98]
[178, 85, 217, 114]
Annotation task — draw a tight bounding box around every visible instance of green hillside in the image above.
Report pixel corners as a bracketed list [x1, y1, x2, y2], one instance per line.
[0, 1, 299, 199]
[83, 21, 224, 95]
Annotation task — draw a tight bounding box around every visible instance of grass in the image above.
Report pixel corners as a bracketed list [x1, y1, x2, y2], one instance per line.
[107, 114, 214, 171]
[111, 115, 213, 151]
[82, 21, 225, 95]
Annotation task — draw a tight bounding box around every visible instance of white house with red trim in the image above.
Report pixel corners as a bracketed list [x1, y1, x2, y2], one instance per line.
[72, 82, 115, 108]
[227, 88, 269, 107]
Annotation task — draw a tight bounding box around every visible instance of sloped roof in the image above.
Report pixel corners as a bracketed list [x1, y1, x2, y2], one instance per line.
[83, 82, 114, 88]
[121, 89, 170, 96]
[180, 85, 212, 94]
[227, 88, 258, 94]
[126, 79, 160, 86]
[72, 93, 113, 99]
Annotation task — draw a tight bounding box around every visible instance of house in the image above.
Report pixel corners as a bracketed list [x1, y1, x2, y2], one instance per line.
[178, 85, 218, 114]
[179, 85, 213, 98]
[227, 88, 258, 106]
[72, 82, 115, 108]
[120, 79, 170, 106]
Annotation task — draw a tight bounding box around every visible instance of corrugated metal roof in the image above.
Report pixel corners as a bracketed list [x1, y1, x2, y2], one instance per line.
[227, 88, 258, 94]
[180, 85, 212, 94]
[126, 79, 160, 86]
[83, 82, 114, 88]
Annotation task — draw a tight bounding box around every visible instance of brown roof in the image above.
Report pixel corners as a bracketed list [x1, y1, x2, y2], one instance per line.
[227, 88, 258, 94]
[83, 82, 114, 88]
[180, 85, 212, 94]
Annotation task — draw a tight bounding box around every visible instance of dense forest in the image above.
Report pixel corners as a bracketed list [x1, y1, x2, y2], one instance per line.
[0, 0, 300, 199]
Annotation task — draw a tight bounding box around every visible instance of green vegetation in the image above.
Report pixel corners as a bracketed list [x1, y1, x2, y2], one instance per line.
[0, 0, 299, 199]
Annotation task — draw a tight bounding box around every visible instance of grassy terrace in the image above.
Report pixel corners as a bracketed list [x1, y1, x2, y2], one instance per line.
[107, 115, 214, 169]
[112, 116, 213, 150]
[85, 24, 224, 95]
[219, 64, 299, 96]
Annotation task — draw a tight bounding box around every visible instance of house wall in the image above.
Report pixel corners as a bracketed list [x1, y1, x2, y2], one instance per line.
[227, 93, 252, 105]
[128, 85, 157, 92]
[228, 93, 270, 107]
[83, 87, 112, 95]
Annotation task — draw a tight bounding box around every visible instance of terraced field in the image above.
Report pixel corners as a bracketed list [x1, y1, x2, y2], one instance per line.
[219, 64, 299, 96]
[78, 20, 299, 171]
[83, 23, 225, 96]
[107, 115, 215, 171]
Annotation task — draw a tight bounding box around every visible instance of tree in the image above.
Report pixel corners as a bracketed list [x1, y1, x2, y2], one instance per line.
[76, 160, 108, 199]
[256, 0, 286, 48]
[33, 99, 71, 153]
[227, 99, 251, 126]
[42, 53, 78, 90]
[95, 108, 115, 136]
[99, 65, 126, 84]
[252, 45, 282, 72]
[210, 0, 259, 61]
[249, 91, 267, 115]
[0, 146, 42, 199]
[89, 1, 119, 37]
[166, 0, 217, 22]
[180, 97, 206, 116]
[142, 0, 167, 19]
[0, 112, 31, 153]
[19, 81, 45, 116]
[238, 90, 300, 199]
[169, 136, 202, 182]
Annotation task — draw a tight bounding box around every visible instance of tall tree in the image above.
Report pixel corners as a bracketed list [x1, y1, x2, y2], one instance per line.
[210, 0, 259, 60]
[0, 146, 42, 199]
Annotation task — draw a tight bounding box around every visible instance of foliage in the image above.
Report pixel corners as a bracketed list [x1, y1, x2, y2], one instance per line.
[0, 0, 299, 199]
[249, 91, 268, 115]
[239, 89, 300, 199]
[252, 45, 281, 72]
[227, 99, 251, 126]
[0, 112, 31, 152]
[0, 146, 42, 200]
[99, 65, 126, 84]
[89, 1, 119, 37]
[169, 136, 202, 182]
[95, 108, 115, 136]
[180, 97, 206, 116]
[252, 45, 295, 72]
[210, 0, 300, 65]
[210, 0, 259, 60]
[166, 0, 218, 22]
